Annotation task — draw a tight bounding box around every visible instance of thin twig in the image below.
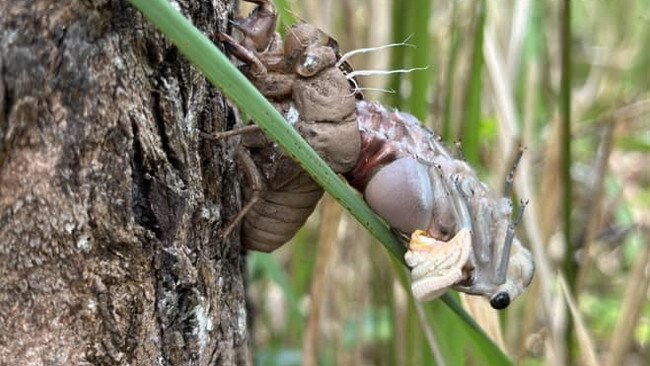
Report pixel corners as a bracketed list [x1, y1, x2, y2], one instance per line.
[575, 124, 614, 290]
[558, 275, 599, 366]
[505, 0, 532, 84]
[559, 1, 575, 363]
[412, 283, 447, 366]
[302, 197, 342, 366]
[606, 227, 650, 366]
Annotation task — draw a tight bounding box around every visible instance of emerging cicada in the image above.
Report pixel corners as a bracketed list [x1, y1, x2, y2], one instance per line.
[347, 102, 534, 308]
[211, 0, 534, 309]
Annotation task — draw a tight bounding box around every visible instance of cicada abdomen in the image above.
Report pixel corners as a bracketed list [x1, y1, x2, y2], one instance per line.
[346, 101, 534, 309]
[232, 128, 325, 252]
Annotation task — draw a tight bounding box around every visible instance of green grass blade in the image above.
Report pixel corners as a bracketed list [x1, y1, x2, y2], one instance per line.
[560, 0, 575, 363]
[128, 0, 510, 362]
[462, 0, 486, 166]
[408, 0, 432, 121]
[271, 0, 297, 32]
[248, 252, 303, 328]
[386, 0, 410, 108]
[390, 257, 513, 365]
[441, 1, 460, 142]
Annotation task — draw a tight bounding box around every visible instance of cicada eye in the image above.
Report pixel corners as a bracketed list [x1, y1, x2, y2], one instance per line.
[489, 292, 510, 310]
[296, 52, 320, 77]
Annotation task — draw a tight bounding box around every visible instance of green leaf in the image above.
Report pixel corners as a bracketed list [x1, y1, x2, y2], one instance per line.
[408, 0, 433, 122]
[461, 0, 486, 167]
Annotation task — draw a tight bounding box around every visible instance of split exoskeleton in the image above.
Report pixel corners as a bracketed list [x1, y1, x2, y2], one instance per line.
[211, 0, 534, 309]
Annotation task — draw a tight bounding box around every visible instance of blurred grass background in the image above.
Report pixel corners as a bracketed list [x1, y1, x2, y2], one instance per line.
[242, 0, 650, 365]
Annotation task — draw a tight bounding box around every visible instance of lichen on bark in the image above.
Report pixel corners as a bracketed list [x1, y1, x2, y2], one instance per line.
[0, 0, 250, 364]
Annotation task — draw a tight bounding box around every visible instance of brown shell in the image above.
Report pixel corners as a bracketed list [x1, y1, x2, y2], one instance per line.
[227, 2, 360, 252]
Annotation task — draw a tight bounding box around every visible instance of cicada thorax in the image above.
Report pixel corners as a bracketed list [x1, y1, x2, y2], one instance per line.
[240, 172, 324, 252]
[235, 119, 324, 252]
[346, 101, 461, 238]
[346, 101, 450, 189]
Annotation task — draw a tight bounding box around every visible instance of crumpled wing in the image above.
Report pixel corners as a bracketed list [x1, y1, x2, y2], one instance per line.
[405, 229, 472, 301]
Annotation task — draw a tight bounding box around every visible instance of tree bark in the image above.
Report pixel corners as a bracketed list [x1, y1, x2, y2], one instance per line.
[0, 0, 250, 364]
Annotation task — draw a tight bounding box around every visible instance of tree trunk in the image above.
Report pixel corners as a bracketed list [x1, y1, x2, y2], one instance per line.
[0, 0, 250, 364]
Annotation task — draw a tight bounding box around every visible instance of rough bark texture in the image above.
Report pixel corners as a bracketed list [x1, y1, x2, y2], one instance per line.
[0, 0, 250, 364]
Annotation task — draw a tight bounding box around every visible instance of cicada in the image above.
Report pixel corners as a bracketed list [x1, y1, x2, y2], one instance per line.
[210, 0, 534, 309]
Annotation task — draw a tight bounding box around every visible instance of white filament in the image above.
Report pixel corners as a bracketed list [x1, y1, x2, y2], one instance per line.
[347, 77, 396, 96]
[345, 66, 429, 80]
[355, 87, 396, 94]
[336, 34, 414, 67]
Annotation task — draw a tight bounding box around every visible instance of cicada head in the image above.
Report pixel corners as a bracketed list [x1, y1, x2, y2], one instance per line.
[405, 177, 535, 309]
[284, 24, 339, 77]
[406, 229, 534, 309]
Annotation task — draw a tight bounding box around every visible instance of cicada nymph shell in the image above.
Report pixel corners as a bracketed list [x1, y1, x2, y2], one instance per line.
[211, 0, 360, 252]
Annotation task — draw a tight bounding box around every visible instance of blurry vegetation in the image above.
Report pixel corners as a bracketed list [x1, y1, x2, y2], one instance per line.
[243, 0, 650, 365]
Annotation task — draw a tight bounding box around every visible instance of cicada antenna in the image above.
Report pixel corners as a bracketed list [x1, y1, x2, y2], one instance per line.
[336, 34, 415, 67]
[495, 199, 528, 284]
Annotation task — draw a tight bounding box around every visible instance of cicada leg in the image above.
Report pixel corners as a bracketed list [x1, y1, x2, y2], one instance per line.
[219, 148, 266, 239]
[481, 200, 529, 308]
[488, 146, 533, 308]
[503, 145, 525, 197]
[232, 0, 277, 52]
[495, 200, 527, 283]
[200, 124, 261, 141]
[215, 31, 295, 99]
[214, 32, 268, 77]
